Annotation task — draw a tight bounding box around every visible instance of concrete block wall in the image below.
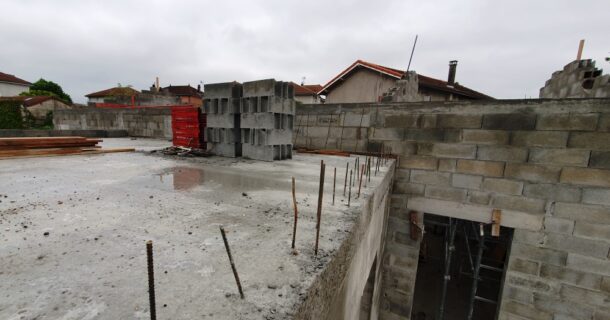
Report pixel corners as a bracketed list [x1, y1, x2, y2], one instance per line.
[203, 82, 242, 157]
[240, 79, 294, 161]
[295, 98, 610, 320]
[54, 107, 172, 139]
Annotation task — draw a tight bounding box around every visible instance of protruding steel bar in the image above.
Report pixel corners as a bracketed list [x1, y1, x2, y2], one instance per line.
[291, 177, 298, 249]
[220, 226, 245, 299]
[332, 167, 336, 205]
[357, 164, 365, 198]
[314, 160, 325, 255]
[343, 162, 348, 197]
[348, 169, 352, 206]
[146, 240, 157, 320]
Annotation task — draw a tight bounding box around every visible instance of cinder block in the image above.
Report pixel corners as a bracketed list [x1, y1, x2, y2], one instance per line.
[510, 258, 540, 275]
[540, 264, 602, 290]
[582, 188, 610, 206]
[599, 114, 610, 132]
[574, 222, 610, 242]
[409, 170, 451, 186]
[511, 243, 567, 266]
[543, 217, 574, 235]
[395, 169, 411, 181]
[424, 185, 467, 202]
[383, 141, 417, 156]
[503, 286, 534, 304]
[560, 167, 610, 187]
[467, 190, 490, 205]
[399, 156, 438, 170]
[536, 113, 599, 131]
[501, 300, 552, 320]
[452, 173, 482, 189]
[403, 129, 445, 142]
[242, 144, 292, 161]
[560, 284, 608, 308]
[421, 114, 437, 128]
[417, 143, 476, 159]
[482, 178, 524, 195]
[384, 114, 420, 128]
[477, 145, 528, 162]
[456, 159, 505, 177]
[554, 202, 610, 224]
[437, 114, 482, 128]
[505, 163, 561, 183]
[342, 112, 370, 127]
[393, 182, 425, 195]
[461, 129, 509, 145]
[544, 233, 610, 259]
[569, 132, 610, 150]
[533, 292, 594, 319]
[589, 151, 610, 169]
[438, 159, 457, 172]
[492, 194, 546, 214]
[482, 113, 537, 130]
[566, 253, 610, 276]
[370, 128, 404, 141]
[523, 184, 581, 202]
[511, 131, 569, 148]
[528, 148, 590, 167]
[507, 273, 557, 294]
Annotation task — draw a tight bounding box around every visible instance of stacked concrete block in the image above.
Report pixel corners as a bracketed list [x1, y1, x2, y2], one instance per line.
[240, 79, 294, 161]
[204, 82, 243, 157]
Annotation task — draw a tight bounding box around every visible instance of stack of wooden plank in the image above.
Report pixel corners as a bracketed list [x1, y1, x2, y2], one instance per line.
[0, 137, 134, 159]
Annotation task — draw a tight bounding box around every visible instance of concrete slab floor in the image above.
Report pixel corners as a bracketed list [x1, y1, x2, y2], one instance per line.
[0, 138, 392, 319]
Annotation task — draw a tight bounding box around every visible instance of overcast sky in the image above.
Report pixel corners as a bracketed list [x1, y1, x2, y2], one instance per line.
[1, 0, 608, 103]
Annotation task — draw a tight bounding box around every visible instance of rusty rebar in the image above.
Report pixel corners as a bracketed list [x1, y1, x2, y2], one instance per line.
[291, 177, 298, 249]
[332, 167, 336, 205]
[146, 240, 156, 320]
[348, 169, 352, 207]
[314, 160, 325, 255]
[357, 164, 365, 198]
[220, 226, 244, 299]
[343, 162, 348, 197]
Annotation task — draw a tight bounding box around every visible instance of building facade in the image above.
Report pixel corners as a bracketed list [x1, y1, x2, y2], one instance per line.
[0, 72, 31, 97]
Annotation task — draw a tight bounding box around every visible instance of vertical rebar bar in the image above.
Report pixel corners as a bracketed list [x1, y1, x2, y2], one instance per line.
[291, 177, 298, 249]
[332, 167, 336, 205]
[220, 226, 245, 299]
[343, 162, 348, 197]
[348, 169, 352, 207]
[146, 240, 156, 320]
[357, 164, 365, 198]
[314, 160, 325, 255]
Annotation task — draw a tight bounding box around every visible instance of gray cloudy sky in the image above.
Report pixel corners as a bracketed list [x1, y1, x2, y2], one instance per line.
[1, 0, 608, 103]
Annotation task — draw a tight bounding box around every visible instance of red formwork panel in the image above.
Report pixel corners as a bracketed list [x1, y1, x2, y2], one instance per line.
[171, 105, 206, 148]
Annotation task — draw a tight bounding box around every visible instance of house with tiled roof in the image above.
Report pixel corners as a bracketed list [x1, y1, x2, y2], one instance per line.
[0, 71, 31, 97]
[85, 86, 140, 104]
[291, 82, 323, 104]
[161, 85, 203, 107]
[318, 60, 492, 103]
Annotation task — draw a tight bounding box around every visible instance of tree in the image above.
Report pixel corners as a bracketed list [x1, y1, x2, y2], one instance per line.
[20, 78, 72, 103]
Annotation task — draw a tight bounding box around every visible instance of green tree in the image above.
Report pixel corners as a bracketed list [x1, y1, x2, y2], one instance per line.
[22, 78, 72, 103]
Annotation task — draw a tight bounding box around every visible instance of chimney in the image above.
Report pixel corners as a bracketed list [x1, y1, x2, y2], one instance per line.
[155, 77, 160, 92]
[197, 84, 201, 92]
[448, 60, 458, 85]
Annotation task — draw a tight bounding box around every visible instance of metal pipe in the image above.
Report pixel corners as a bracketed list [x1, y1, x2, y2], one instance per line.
[343, 162, 348, 197]
[332, 167, 336, 205]
[220, 226, 245, 299]
[467, 224, 487, 320]
[348, 169, 352, 207]
[438, 218, 458, 320]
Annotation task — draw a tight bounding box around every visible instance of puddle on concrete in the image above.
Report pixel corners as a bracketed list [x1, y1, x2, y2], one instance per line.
[138, 166, 291, 192]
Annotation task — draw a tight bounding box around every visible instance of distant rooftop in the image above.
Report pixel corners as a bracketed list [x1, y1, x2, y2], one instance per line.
[0, 71, 31, 86]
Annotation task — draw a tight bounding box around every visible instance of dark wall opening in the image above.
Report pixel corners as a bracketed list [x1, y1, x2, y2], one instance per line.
[411, 213, 513, 320]
[360, 256, 377, 320]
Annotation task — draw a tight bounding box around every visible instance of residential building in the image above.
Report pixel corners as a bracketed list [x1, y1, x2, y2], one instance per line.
[0, 71, 31, 97]
[161, 85, 203, 107]
[291, 82, 323, 104]
[85, 87, 140, 105]
[318, 59, 492, 103]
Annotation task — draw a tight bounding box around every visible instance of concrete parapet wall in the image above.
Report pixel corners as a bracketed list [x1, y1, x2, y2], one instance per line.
[53, 107, 172, 139]
[295, 98, 610, 320]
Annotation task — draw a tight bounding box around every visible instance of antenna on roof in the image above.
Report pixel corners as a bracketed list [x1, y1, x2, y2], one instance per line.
[301, 77, 306, 86]
[406, 34, 418, 73]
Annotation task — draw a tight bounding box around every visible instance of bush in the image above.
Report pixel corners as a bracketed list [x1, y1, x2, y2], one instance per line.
[0, 100, 25, 129]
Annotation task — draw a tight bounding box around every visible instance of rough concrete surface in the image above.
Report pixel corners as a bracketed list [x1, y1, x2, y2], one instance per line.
[0, 138, 391, 320]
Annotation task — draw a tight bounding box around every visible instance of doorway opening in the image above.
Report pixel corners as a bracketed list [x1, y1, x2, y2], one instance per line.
[411, 213, 513, 320]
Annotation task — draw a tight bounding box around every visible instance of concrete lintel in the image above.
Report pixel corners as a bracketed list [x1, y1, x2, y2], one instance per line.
[406, 197, 543, 231]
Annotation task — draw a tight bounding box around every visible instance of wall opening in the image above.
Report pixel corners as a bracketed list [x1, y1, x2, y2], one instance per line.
[359, 256, 377, 320]
[411, 213, 513, 320]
